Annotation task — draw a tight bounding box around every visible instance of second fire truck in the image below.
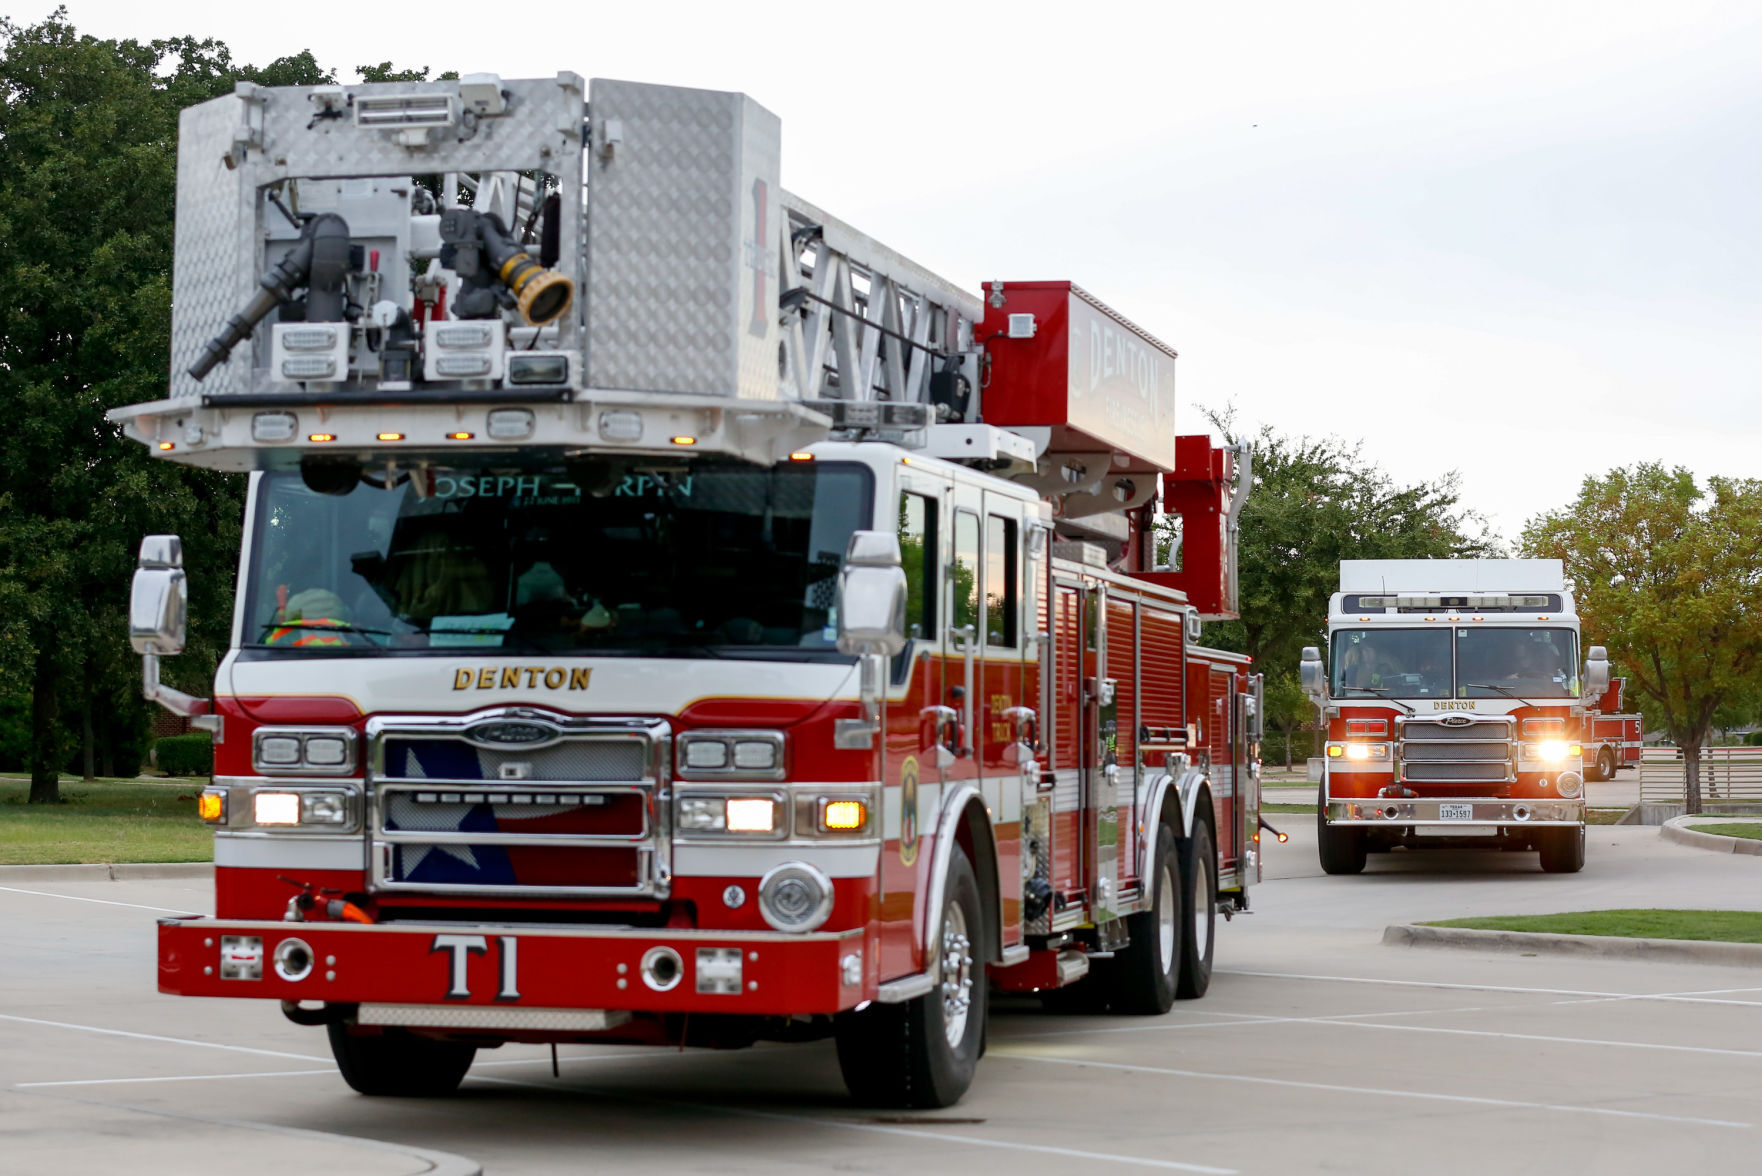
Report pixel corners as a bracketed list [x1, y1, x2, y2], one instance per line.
[1302, 558, 1608, 874]
[117, 76, 1265, 1106]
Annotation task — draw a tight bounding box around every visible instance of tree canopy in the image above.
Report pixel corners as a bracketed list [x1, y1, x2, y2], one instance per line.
[1523, 463, 1762, 811]
[0, 11, 434, 800]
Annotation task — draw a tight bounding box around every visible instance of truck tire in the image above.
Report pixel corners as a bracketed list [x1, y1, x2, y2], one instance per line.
[1537, 824, 1586, 874]
[326, 1022, 477, 1096]
[835, 846, 986, 1107]
[1597, 746, 1617, 782]
[1316, 806, 1367, 875]
[1106, 819, 1182, 1015]
[1175, 818, 1217, 1000]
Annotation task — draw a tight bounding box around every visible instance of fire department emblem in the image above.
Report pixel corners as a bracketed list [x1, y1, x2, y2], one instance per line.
[899, 756, 919, 866]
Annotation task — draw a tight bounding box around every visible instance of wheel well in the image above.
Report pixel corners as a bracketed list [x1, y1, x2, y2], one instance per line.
[953, 799, 1002, 964]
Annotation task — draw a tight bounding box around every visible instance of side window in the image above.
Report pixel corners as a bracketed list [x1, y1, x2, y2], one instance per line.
[984, 514, 1018, 647]
[898, 492, 937, 639]
[952, 511, 980, 636]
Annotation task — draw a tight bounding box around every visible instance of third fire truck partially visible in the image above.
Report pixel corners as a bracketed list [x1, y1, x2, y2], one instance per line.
[1302, 559, 1609, 875]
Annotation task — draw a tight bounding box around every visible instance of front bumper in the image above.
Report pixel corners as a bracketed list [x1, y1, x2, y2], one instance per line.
[1325, 798, 1583, 827]
[159, 916, 866, 1018]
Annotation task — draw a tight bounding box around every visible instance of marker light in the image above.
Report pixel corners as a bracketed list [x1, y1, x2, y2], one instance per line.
[1327, 745, 1344, 758]
[788, 451, 814, 462]
[376, 432, 405, 442]
[157, 441, 175, 451]
[724, 798, 778, 834]
[197, 789, 226, 823]
[446, 431, 475, 441]
[670, 435, 698, 446]
[253, 792, 301, 826]
[821, 799, 867, 831]
[308, 433, 337, 443]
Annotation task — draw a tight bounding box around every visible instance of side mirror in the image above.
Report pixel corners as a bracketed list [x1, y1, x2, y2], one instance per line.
[1584, 645, 1610, 698]
[129, 535, 188, 656]
[836, 530, 907, 657]
[1299, 646, 1325, 697]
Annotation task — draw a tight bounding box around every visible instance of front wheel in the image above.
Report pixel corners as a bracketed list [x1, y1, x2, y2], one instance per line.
[1538, 824, 1586, 873]
[1317, 805, 1367, 875]
[326, 1022, 477, 1097]
[835, 847, 987, 1107]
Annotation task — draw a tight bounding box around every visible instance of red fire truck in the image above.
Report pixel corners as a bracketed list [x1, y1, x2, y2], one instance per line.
[1301, 559, 1609, 874]
[117, 77, 1263, 1108]
[1583, 678, 1642, 781]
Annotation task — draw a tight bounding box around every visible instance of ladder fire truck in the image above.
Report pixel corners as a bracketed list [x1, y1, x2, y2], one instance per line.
[117, 76, 1264, 1107]
[1301, 559, 1608, 875]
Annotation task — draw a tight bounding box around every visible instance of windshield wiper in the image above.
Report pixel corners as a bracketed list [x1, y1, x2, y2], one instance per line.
[1463, 683, 1559, 705]
[1339, 686, 1414, 714]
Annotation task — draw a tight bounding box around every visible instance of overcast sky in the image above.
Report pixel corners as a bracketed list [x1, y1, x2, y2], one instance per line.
[47, 0, 1762, 541]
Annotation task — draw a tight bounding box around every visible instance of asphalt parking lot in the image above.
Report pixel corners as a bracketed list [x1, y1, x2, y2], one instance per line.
[4, 822, 1759, 1176]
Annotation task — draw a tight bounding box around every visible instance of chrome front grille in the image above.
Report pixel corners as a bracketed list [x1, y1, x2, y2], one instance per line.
[367, 710, 671, 898]
[1398, 717, 1514, 785]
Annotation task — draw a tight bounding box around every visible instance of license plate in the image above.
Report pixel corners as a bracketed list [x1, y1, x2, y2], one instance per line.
[1440, 804, 1474, 821]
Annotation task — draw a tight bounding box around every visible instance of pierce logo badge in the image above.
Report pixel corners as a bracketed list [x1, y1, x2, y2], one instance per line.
[466, 721, 559, 747]
[1439, 715, 1475, 727]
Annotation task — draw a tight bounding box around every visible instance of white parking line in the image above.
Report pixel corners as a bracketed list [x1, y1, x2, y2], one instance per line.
[1297, 1019, 1762, 1059]
[994, 1052, 1752, 1129]
[0, 1013, 328, 1062]
[0, 884, 194, 914]
[1221, 969, 1762, 1006]
[1004, 1002, 1505, 1041]
[16, 1068, 335, 1088]
[471, 1072, 1239, 1173]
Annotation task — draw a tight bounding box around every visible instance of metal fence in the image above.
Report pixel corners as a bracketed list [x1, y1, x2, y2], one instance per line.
[1640, 747, 1762, 804]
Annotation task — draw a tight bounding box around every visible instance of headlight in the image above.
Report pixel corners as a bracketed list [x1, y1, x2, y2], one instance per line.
[249, 788, 353, 829]
[252, 727, 358, 776]
[1331, 742, 1389, 761]
[253, 792, 301, 826]
[675, 793, 783, 836]
[1532, 740, 1579, 764]
[675, 731, 786, 780]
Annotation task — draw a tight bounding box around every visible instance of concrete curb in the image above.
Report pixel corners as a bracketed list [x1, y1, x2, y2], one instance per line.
[1661, 816, 1762, 856]
[1384, 923, 1762, 966]
[0, 862, 213, 882]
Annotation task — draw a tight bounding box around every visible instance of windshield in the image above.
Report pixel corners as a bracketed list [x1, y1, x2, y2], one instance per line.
[243, 462, 873, 657]
[1331, 627, 1579, 699]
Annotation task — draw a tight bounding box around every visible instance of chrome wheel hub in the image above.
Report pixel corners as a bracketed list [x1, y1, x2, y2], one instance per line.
[1192, 854, 1211, 959]
[1156, 860, 1177, 974]
[940, 901, 973, 1046]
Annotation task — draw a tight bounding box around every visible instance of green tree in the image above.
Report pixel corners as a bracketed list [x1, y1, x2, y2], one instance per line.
[1523, 464, 1762, 813]
[0, 13, 330, 802]
[1172, 415, 1497, 756]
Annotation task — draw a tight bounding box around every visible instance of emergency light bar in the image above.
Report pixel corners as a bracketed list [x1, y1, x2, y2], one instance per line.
[1349, 593, 1559, 612]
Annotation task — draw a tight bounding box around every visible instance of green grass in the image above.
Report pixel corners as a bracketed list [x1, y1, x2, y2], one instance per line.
[1261, 803, 1315, 814]
[1689, 823, 1762, 841]
[1424, 909, 1762, 943]
[0, 778, 213, 864]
